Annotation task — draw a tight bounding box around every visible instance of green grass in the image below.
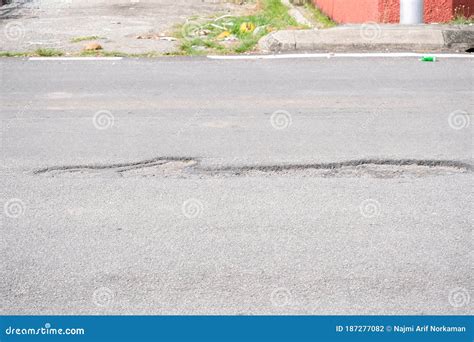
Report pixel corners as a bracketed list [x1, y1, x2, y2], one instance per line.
[34, 48, 64, 57]
[451, 14, 474, 24]
[451, 5, 474, 24]
[0, 0, 337, 58]
[0, 51, 29, 57]
[79, 50, 128, 57]
[0, 49, 63, 57]
[0, 49, 166, 58]
[179, 38, 226, 55]
[176, 0, 301, 55]
[71, 36, 104, 43]
[304, 2, 336, 28]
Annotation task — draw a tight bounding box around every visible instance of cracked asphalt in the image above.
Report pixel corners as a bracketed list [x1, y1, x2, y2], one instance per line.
[0, 57, 473, 314]
[33, 157, 472, 179]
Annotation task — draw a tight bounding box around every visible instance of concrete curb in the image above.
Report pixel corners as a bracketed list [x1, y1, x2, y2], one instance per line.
[281, 0, 314, 28]
[259, 25, 474, 52]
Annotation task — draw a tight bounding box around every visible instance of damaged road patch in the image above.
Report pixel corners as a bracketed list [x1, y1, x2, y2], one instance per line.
[33, 157, 197, 178]
[33, 158, 472, 179]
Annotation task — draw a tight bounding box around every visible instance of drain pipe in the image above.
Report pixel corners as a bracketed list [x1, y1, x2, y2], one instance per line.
[400, 0, 424, 24]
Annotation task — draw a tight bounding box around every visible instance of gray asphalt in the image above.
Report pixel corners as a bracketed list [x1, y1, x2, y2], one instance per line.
[0, 56, 473, 315]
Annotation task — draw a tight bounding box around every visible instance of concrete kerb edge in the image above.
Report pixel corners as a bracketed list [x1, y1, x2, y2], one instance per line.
[259, 31, 297, 52]
[442, 28, 474, 49]
[258, 26, 474, 52]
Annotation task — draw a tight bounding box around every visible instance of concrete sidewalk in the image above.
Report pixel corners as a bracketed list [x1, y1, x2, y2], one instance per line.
[0, 0, 250, 54]
[259, 25, 474, 53]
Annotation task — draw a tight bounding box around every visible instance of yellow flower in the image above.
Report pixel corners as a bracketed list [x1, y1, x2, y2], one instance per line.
[217, 31, 231, 39]
[239, 22, 256, 33]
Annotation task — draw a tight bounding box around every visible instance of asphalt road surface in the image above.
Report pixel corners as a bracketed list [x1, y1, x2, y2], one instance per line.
[1, 56, 472, 315]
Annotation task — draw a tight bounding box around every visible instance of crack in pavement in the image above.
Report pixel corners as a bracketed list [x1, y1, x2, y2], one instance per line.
[33, 158, 473, 179]
[207, 159, 473, 172]
[33, 157, 195, 174]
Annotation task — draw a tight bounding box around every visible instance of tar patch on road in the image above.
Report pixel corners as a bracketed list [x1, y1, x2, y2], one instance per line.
[33, 158, 472, 179]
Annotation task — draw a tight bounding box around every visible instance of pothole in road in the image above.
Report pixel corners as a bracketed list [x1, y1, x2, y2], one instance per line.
[33, 157, 197, 178]
[208, 163, 471, 178]
[33, 158, 472, 179]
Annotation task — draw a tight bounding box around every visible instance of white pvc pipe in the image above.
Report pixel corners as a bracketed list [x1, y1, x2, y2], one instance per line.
[400, 0, 424, 24]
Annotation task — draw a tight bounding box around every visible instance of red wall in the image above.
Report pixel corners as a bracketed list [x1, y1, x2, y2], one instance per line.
[453, 0, 474, 17]
[313, 0, 380, 23]
[313, 0, 474, 23]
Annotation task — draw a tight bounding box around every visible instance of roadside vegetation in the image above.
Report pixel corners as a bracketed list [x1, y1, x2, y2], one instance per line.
[303, 2, 336, 28]
[0, 48, 168, 58]
[0, 48, 63, 57]
[79, 50, 128, 57]
[0, 0, 337, 58]
[70, 36, 105, 43]
[451, 6, 474, 24]
[175, 0, 302, 55]
[0, 51, 29, 57]
[35, 48, 63, 57]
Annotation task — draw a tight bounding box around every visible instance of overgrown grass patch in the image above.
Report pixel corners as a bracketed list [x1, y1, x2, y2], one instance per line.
[176, 0, 301, 55]
[0, 49, 63, 57]
[79, 50, 128, 57]
[0, 51, 29, 57]
[451, 14, 474, 24]
[451, 8, 474, 24]
[34, 48, 64, 57]
[304, 2, 336, 28]
[0, 49, 165, 58]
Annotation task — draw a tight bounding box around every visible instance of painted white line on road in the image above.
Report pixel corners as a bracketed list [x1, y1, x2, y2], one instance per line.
[29, 57, 123, 61]
[208, 53, 474, 60]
